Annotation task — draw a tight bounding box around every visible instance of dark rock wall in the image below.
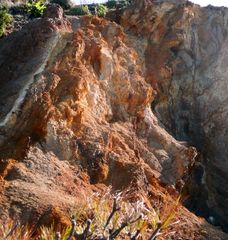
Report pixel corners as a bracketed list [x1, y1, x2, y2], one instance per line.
[122, 0, 228, 230]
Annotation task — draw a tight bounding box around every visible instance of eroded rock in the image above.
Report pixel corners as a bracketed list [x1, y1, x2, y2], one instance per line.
[0, 2, 196, 221]
[0, 2, 227, 238]
[122, 0, 228, 231]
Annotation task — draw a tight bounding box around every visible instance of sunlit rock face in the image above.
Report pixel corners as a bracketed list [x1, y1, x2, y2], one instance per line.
[0, 4, 196, 225]
[122, 0, 228, 230]
[0, 1, 227, 237]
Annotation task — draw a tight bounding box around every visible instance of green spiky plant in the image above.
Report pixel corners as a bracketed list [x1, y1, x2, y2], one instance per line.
[68, 5, 91, 16]
[24, 0, 46, 18]
[96, 4, 108, 18]
[0, 6, 13, 38]
[0, 191, 181, 239]
[0, 220, 32, 240]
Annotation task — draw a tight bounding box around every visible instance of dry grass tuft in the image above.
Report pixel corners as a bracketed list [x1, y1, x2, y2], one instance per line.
[0, 190, 181, 239]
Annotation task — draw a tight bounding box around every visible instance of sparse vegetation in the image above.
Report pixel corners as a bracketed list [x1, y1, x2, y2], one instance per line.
[0, 220, 32, 240]
[0, 190, 181, 239]
[119, 0, 131, 7]
[106, 0, 131, 9]
[96, 4, 108, 18]
[24, 0, 46, 18]
[0, 6, 13, 38]
[68, 5, 91, 16]
[107, 0, 117, 9]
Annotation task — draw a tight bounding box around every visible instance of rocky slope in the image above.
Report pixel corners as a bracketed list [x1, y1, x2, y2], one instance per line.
[0, 1, 227, 239]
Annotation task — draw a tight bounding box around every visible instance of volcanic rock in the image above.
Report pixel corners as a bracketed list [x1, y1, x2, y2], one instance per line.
[0, 2, 195, 222]
[0, 2, 228, 239]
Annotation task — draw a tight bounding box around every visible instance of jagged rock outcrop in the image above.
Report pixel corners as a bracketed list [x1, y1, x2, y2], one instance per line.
[0, 2, 228, 239]
[0, 3, 196, 217]
[122, 0, 228, 231]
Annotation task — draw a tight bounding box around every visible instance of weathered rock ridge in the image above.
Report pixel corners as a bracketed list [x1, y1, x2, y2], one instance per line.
[0, 1, 227, 238]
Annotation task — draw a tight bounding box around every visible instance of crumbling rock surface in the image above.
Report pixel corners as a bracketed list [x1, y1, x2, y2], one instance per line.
[0, 2, 227, 239]
[122, 0, 228, 231]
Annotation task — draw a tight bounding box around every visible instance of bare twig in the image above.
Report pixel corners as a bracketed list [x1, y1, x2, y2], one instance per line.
[67, 219, 76, 240]
[75, 219, 92, 240]
[83, 219, 91, 238]
[148, 222, 162, 240]
[3, 222, 18, 240]
[104, 197, 121, 230]
[110, 222, 128, 239]
[130, 229, 140, 240]
[55, 232, 61, 240]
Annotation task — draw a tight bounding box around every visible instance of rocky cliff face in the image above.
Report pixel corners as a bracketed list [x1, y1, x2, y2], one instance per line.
[122, 0, 228, 231]
[0, 1, 228, 238]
